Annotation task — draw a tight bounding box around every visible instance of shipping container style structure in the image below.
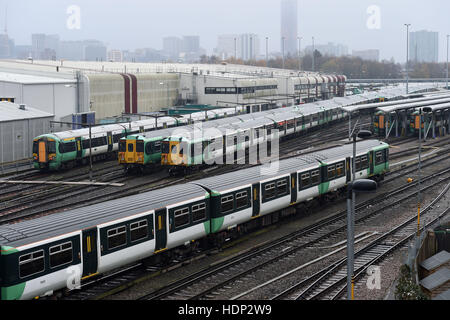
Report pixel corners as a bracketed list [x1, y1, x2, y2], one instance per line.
[0, 102, 53, 164]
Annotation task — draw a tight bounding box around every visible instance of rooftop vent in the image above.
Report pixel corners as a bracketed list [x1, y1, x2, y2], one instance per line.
[19, 104, 26, 110]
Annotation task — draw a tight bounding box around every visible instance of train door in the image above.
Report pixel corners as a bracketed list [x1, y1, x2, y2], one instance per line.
[38, 140, 47, 163]
[82, 228, 98, 278]
[252, 183, 260, 217]
[75, 137, 83, 160]
[107, 132, 113, 152]
[154, 209, 167, 253]
[290, 173, 297, 204]
[369, 151, 374, 175]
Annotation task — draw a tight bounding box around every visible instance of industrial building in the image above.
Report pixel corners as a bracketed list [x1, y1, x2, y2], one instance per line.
[0, 101, 53, 165]
[0, 60, 346, 124]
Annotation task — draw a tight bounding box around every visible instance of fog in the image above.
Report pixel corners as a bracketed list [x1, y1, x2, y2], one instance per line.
[3, 0, 450, 62]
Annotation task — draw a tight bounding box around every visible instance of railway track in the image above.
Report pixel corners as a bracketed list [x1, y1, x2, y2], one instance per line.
[273, 182, 450, 300]
[54, 140, 450, 300]
[133, 162, 450, 301]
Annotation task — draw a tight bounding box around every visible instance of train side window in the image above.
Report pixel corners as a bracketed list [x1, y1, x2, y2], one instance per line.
[327, 165, 336, 180]
[107, 226, 127, 250]
[236, 191, 248, 209]
[130, 220, 148, 242]
[375, 151, 385, 165]
[361, 155, 369, 170]
[49, 242, 73, 268]
[221, 194, 234, 213]
[145, 143, 152, 155]
[277, 179, 288, 195]
[264, 183, 276, 199]
[19, 250, 45, 278]
[192, 203, 206, 222]
[153, 141, 162, 153]
[311, 169, 320, 185]
[355, 157, 361, 171]
[300, 172, 311, 190]
[336, 162, 345, 177]
[174, 207, 190, 228]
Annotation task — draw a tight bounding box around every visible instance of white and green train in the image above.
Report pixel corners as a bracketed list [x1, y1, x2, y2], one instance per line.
[0, 140, 389, 300]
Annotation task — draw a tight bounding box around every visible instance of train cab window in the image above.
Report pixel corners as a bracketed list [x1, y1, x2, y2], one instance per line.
[48, 141, 56, 153]
[119, 140, 126, 152]
[311, 169, 320, 185]
[49, 242, 73, 268]
[136, 141, 144, 153]
[336, 162, 345, 177]
[107, 226, 127, 250]
[19, 250, 45, 278]
[264, 183, 276, 200]
[145, 143, 152, 155]
[162, 141, 170, 154]
[327, 165, 336, 180]
[192, 203, 206, 222]
[33, 141, 38, 153]
[277, 179, 288, 196]
[300, 172, 311, 190]
[171, 145, 178, 154]
[236, 191, 248, 209]
[130, 220, 148, 242]
[128, 143, 134, 153]
[174, 207, 190, 228]
[221, 195, 234, 213]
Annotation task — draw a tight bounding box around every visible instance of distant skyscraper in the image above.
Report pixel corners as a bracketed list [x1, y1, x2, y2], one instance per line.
[182, 36, 200, 53]
[239, 34, 260, 61]
[281, 0, 298, 56]
[215, 34, 238, 59]
[409, 30, 439, 63]
[163, 36, 182, 59]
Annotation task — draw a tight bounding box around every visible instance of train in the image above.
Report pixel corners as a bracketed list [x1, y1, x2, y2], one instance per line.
[160, 104, 347, 174]
[0, 139, 389, 300]
[32, 107, 245, 171]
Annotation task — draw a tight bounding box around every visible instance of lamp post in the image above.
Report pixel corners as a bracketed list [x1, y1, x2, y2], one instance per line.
[266, 37, 269, 67]
[404, 24, 411, 94]
[160, 82, 169, 107]
[417, 107, 432, 236]
[282, 36, 286, 69]
[347, 129, 375, 300]
[446, 34, 449, 90]
[312, 36, 315, 72]
[346, 178, 377, 300]
[298, 36, 302, 71]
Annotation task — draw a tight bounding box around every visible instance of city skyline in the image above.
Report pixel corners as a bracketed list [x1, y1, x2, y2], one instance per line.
[2, 0, 450, 62]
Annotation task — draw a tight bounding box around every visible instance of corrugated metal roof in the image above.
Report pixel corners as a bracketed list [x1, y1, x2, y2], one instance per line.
[433, 288, 450, 300]
[420, 250, 450, 271]
[0, 102, 53, 122]
[0, 71, 76, 85]
[419, 267, 450, 291]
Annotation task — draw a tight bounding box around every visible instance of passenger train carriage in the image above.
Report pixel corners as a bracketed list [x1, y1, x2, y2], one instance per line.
[0, 140, 389, 300]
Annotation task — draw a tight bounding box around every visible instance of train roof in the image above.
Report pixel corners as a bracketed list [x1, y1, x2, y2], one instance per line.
[376, 97, 450, 113]
[193, 140, 387, 193]
[0, 184, 207, 248]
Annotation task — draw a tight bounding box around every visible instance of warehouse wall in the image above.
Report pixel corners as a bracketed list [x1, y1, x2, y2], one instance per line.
[86, 73, 125, 120]
[135, 73, 179, 113]
[0, 117, 52, 164]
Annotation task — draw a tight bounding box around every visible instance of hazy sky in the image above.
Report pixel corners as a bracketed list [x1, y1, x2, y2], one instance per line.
[3, 0, 450, 62]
